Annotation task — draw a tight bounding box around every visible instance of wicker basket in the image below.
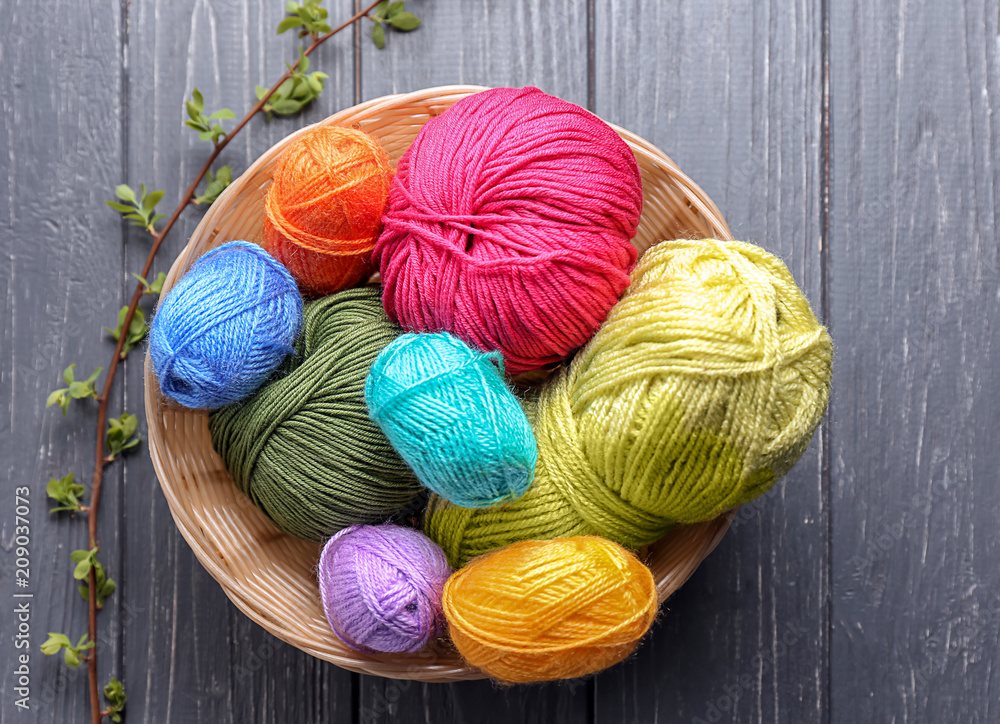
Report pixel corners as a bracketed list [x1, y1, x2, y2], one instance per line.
[144, 85, 736, 682]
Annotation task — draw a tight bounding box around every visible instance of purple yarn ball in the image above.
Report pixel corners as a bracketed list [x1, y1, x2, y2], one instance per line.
[318, 524, 452, 654]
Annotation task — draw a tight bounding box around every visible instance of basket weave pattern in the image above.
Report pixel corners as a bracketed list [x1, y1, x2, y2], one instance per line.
[145, 85, 735, 681]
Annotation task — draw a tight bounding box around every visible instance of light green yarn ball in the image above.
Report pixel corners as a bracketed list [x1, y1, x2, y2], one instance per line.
[425, 238, 833, 568]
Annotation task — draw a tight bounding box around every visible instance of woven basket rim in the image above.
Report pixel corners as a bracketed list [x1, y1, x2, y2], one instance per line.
[144, 84, 735, 681]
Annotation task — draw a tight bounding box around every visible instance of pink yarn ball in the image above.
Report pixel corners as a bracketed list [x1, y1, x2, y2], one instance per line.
[374, 87, 643, 373]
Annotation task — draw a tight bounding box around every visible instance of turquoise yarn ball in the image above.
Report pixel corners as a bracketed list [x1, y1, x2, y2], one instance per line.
[150, 240, 302, 409]
[365, 332, 537, 508]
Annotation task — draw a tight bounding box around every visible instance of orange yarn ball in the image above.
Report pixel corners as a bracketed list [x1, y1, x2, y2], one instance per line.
[262, 126, 393, 295]
[442, 536, 658, 683]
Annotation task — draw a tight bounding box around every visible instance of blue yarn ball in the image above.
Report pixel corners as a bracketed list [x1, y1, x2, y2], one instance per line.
[365, 332, 537, 508]
[150, 240, 303, 409]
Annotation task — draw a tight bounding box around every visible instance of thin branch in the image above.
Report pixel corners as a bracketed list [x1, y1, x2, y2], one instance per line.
[84, 3, 382, 721]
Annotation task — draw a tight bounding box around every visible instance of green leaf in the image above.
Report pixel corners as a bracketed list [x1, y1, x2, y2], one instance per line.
[68, 381, 93, 399]
[371, 21, 385, 49]
[42, 631, 92, 667]
[306, 74, 323, 95]
[291, 79, 312, 100]
[84, 555, 116, 607]
[64, 648, 82, 668]
[276, 16, 304, 34]
[114, 184, 136, 203]
[374, 0, 390, 18]
[255, 84, 268, 101]
[142, 189, 165, 214]
[46, 389, 70, 415]
[195, 165, 233, 205]
[48, 505, 79, 513]
[285, 1, 300, 12]
[48, 472, 85, 513]
[73, 556, 93, 581]
[148, 272, 166, 295]
[78, 585, 89, 601]
[270, 98, 304, 115]
[387, 1, 405, 17]
[115, 413, 138, 439]
[208, 108, 236, 121]
[62, 364, 76, 386]
[69, 549, 90, 564]
[105, 307, 125, 340]
[105, 200, 134, 213]
[100, 577, 117, 599]
[107, 306, 147, 358]
[191, 88, 204, 113]
[276, 78, 295, 98]
[107, 412, 141, 459]
[198, 130, 214, 141]
[104, 678, 127, 722]
[387, 11, 420, 30]
[85, 367, 102, 386]
[41, 633, 71, 655]
[94, 565, 115, 608]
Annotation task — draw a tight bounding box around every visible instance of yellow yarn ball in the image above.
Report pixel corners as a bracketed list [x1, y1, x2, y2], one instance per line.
[442, 536, 657, 683]
[426, 239, 833, 567]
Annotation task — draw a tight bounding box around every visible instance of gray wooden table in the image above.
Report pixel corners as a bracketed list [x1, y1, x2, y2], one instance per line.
[3, 0, 998, 722]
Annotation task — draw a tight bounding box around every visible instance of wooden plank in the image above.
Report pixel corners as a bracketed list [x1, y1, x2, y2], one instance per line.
[119, 1, 358, 722]
[358, 0, 590, 107]
[357, 679, 591, 724]
[0, 1, 125, 722]
[592, 1, 829, 722]
[829, 1, 1000, 721]
[356, 0, 594, 720]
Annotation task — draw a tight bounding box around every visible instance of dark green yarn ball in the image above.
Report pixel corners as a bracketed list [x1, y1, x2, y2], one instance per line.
[209, 287, 421, 541]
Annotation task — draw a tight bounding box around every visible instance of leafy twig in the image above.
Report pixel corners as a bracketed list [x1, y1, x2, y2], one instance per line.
[105, 413, 140, 462]
[105, 184, 165, 234]
[47, 365, 102, 416]
[47, 472, 86, 514]
[369, 1, 421, 49]
[184, 88, 236, 145]
[104, 307, 148, 360]
[41, 633, 94, 668]
[194, 166, 233, 205]
[278, 1, 332, 38]
[132, 272, 166, 296]
[72, 549, 116, 610]
[102, 678, 126, 723]
[256, 48, 329, 118]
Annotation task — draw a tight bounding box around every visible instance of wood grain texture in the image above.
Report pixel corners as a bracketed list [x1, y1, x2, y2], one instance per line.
[358, 0, 590, 108]
[119, 1, 359, 722]
[591, 1, 828, 723]
[0, 1, 126, 722]
[828, 1, 1000, 722]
